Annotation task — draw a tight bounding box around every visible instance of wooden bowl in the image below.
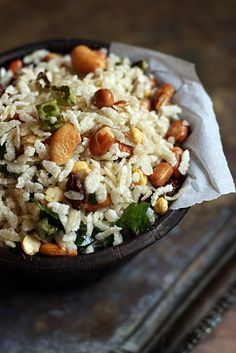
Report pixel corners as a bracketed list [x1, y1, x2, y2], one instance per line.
[0, 39, 189, 284]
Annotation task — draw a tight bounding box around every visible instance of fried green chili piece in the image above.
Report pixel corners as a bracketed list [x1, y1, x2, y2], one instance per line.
[37, 99, 64, 132]
[52, 85, 76, 106]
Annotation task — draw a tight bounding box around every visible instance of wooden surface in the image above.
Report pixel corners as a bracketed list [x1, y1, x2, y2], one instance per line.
[194, 306, 236, 353]
[0, 199, 235, 353]
[0, 0, 235, 352]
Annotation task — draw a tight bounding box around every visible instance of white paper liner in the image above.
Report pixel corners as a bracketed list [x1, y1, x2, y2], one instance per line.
[110, 42, 235, 209]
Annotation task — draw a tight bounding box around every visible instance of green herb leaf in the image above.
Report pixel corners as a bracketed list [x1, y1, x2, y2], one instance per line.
[116, 202, 151, 238]
[75, 223, 100, 248]
[33, 199, 64, 230]
[37, 99, 64, 132]
[75, 235, 93, 247]
[33, 198, 60, 220]
[52, 85, 76, 106]
[131, 60, 149, 73]
[35, 218, 59, 241]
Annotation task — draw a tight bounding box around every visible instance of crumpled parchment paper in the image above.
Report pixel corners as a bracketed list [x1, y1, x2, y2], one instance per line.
[110, 42, 235, 209]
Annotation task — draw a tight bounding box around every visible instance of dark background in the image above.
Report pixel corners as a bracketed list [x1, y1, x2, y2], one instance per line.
[0, 0, 235, 352]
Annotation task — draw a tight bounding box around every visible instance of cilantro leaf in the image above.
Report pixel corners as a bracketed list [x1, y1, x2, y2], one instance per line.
[116, 202, 151, 238]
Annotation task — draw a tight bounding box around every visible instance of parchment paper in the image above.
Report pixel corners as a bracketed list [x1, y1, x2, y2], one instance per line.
[111, 42, 235, 209]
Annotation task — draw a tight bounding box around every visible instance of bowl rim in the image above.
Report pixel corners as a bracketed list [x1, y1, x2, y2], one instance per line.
[0, 38, 189, 274]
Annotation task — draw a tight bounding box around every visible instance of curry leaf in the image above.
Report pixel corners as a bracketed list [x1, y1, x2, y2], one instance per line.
[33, 199, 64, 230]
[75, 223, 100, 247]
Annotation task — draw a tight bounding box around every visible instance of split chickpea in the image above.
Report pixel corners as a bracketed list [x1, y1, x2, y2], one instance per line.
[154, 197, 168, 214]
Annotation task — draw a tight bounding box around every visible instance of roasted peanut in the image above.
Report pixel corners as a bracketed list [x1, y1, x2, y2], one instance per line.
[118, 142, 133, 156]
[44, 52, 60, 61]
[172, 147, 183, 178]
[39, 243, 78, 256]
[113, 100, 128, 106]
[8, 59, 23, 74]
[129, 127, 143, 144]
[149, 162, 173, 187]
[140, 98, 151, 111]
[83, 194, 111, 211]
[21, 234, 41, 255]
[71, 45, 106, 73]
[94, 49, 107, 60]
[152, 83, 175, 112]
[45, 186, 64, 202]
[89, 126, 115, 156]
[154, 197, 168, 214]
[113, 100, 129, 112]
[72, 161, 91, 179]
[133, 169, 147, 186]
[167, 120, 189, 143]
[92, 88, 114, 108]
[50, 122, 81, 165]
